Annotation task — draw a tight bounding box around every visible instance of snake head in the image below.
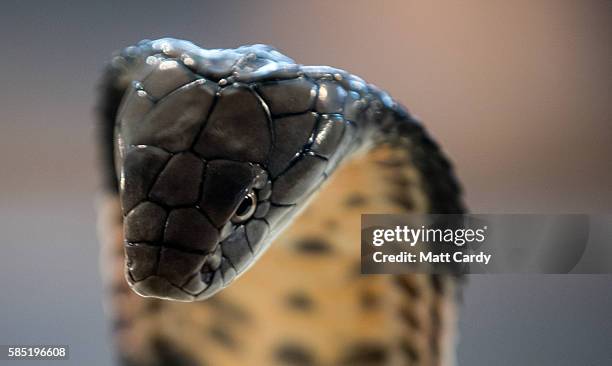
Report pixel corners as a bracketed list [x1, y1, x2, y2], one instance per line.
[112, 40, 351, 301]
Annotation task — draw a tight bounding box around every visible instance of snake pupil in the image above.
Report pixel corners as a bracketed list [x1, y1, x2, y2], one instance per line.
[232, 191, 257, 222]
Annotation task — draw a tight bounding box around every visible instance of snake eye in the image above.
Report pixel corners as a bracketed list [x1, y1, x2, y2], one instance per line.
[231, 191, 257, 223]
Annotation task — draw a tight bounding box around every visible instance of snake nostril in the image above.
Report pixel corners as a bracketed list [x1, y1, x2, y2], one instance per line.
[201, 271, 214, 284]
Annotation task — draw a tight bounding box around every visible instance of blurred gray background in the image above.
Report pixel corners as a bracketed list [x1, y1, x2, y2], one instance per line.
[0, 1, 610, 365]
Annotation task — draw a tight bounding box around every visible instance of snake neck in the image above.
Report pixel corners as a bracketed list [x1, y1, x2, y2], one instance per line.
[337, 81, 464, 214]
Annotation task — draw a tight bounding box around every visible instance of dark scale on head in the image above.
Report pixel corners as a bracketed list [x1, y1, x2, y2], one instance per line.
[256, 77, 317, 116]
[274, 343, 316, 366]
[194, 84, 271, 164]
[120, 146, 170, 215]
[149, 152, 204, 206]
[293, 237, 333, 255]
[267, 112, 318, 177]
[309, 114, 346, 159]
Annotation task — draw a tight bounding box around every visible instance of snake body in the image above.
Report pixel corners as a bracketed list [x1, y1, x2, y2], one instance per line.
[97, 38, 464, 365]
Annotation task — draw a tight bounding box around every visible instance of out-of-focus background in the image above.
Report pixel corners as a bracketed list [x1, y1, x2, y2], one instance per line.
[0, 1, 610, 365]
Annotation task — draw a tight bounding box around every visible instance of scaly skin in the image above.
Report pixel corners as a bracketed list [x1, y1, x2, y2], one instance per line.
[97, 38, 464, 365]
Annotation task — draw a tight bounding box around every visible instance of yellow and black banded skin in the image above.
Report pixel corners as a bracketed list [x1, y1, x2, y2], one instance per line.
[97, 39, 464, 366]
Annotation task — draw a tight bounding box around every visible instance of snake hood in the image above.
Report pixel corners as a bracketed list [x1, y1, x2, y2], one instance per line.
[99, 38, 459, 301]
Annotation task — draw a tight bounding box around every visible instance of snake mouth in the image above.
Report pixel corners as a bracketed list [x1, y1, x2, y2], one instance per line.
[124, 244, 230, 301]
[125, 241, 225, 302]
[124, 220, 267, 301]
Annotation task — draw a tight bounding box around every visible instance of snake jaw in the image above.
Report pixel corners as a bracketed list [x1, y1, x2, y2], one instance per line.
[124, 220, 268, 301]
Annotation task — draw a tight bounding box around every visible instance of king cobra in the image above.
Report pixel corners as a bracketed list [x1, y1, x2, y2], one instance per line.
[96, 38, 464, 366]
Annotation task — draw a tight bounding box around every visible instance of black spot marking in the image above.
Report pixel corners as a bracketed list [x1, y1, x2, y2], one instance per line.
[286, 292, 314, 311]
[324, 219, 339, 231]
[430, 274, 444, 294]
[398, 306, 420, 330]
[344, 193, 368, 207]
[399, 340, 420, 362]
[208, 324, 237, 349]
[388, 192, 414, 211]
[152, 337, 200, 366]
[393, 276, 420, 298]
[429, 304, 442, 357]
[275, 343, 316, 366]
[375, 157, 407, 168]
[430, 334, 440, 358]
[430, 303, 440, 328]
[360, 290, 381, 310]
[388, 173, 412, 187]
[340, 341, 389, 365]
[294, 237, 333, 255]
[145, 299, 164, 313]
[206, 296, 251, 323]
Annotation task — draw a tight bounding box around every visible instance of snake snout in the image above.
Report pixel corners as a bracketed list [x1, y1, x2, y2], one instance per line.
[124, 239, 226, 301]
[122, 203, 226, 301]
[121, 203, 268, 301]
[123, 221, 256, 301]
